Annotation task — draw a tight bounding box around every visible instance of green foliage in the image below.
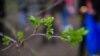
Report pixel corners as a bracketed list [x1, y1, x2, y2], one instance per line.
[46, 26, 54, 40]
[68, 28, 88, 45]
[79, 27, 89, 35]
[29, 16, 88, 44]
[3, 36, 10, 45]
[2, 16, 88, 48]
[49, 28, 54, 34]
[29, 16, 41, 29]
[42, 17, 54, 26]
[43, 17, 54, 40]
[61, 30, 68, 42]
[61, 27, 88, 46]
[2, 31, 24, 45]
[29, 16, 54, 40]
[17, 31, 24, 42]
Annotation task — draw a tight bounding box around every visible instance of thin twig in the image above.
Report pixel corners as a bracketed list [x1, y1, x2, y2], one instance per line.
[0, 33, 14, 51]
[4, 21, 17, 38]
[23, 33, 45, 42]
[0, 32, 19, 47]
[23, 33, 62, 42]
[1, 43, 13, 51]
[52, 36, 61, 39]
[34, 0, 64, 16]
[0, 32, 17, 43]
[8, 37, 17, 44]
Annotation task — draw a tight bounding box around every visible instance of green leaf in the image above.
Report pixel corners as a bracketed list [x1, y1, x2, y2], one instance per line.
[3, 36, 10, 45]
[61, 31, 69, 42]
[83, 30, 89, 35]
[43, 17, 54, 26]
[61, 31, 67, 39]
[61, 25, 74, 42]
[48, 28, 54, 34]
[47, 34, 52, 40]
[17, 31, 24, 42]
[46, 27, 53, 40]
[29, 16, 36, 25]
[50, 28, 54, 34]
[61, 38, 67, 42]
[44, 16, 54, 40]
[35, 19, 41, 29]
[68, 27, 88, 47]
[29, 16, 35, 21]
[61, 27, 88, 47]
[29, 16, 41, 29]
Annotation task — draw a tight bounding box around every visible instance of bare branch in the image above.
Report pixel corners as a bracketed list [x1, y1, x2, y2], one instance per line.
[7, 36, 17, 44]
[4, 21, 17, 38]
[34, 0, 64, 16]
[23, 33, 45, 42]
[23, 33, 62, 42]
[52, 36, 61, 39]
[1, 43, 13, 51]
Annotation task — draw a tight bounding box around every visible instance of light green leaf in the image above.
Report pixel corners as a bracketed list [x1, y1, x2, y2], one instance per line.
[3, 36, 10, 45]
[29, 16, 35, 21]
[17, 31, 24, 42]
[43, 17, 54, 26]
[49, 28, 54, 34]
[29, 16, 41, 29]
[83, 30, 89, 35]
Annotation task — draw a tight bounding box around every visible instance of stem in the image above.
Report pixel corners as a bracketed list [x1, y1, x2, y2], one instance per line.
[4, 21, 17, 38]
[1, 33, 68, 52]
[23, 33, 62, 42]
[23, 33, 45, 42]
[1, 44, 13, 51]
[0, 33, 20, 51]
[0, 32, 17, 44]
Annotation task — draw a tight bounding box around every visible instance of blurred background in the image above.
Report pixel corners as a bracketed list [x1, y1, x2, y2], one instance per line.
[0, 0, 100, 56]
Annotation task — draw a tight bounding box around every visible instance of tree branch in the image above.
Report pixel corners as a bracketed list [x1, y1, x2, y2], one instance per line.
[4, 21, 17, 38]
[23, 33, 46, 42]
[1, 43, 13, 51]
[34, 0, 64, 16]
[0, 32, 19, 47]
[23, 33, 62, 42]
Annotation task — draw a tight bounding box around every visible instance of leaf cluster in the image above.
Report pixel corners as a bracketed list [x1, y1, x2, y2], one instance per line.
[2, 16, 88, 47]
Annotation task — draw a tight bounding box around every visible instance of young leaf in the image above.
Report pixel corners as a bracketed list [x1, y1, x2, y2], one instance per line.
[61, 30, 69, 42]
[3, 36, 10, 45]
[29, 16, 41, 29]
[17, 31, 24, 42]
[68, 27, 88, 47]
[44, 17, 54, 40]
[50, 28, 54, 34]
[43, 17, 54, 26]
[29, 16, 35, 21]
[48, 28, 54, 34]
[46, 27, 53, 40]
[47, 34, 52, 40]
[83, 30, 89, 35]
